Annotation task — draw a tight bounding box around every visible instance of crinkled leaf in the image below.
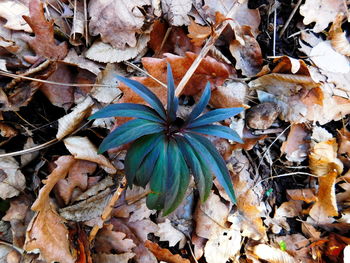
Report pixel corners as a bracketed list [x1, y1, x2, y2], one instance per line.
[98, 119, 164, 153]
[147, 137, 168, 210]
[125, 133, 163, 187]
[116, 75, 166, 120]
[175, 136, 212, 202]
[188, 107, 244, 128]
[185, 133, 236, 204]
[185, 82, 211, 125]
[188, 124, 243, 143]
[89, 103, 164, 123]
[135, 137, 164, 187]
[166, 63, 178, 123]
[163, 139, 190, 215]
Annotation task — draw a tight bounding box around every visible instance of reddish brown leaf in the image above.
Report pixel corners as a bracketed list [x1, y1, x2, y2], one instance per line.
[187, 19, 211, 47]
[22, 0, 68, 60]
[145, 240, 190, 263]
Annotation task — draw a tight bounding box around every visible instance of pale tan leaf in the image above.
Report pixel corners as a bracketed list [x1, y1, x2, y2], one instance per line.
[127, 219, 158, 242]
[0, 1, 31, 32]
[329, 13, 350, 56]
[0, 152, 26, 199]
[92, 252, 135, 263]
[204, 227, 241, 263]
[63, 49, 101, 75]
[300, 0, 348, 33]
[56, 97, 94, 139]
[85, 34, 150, 63]
[24, 201, 75, 263]
[64, 136, 116, 174]
[210, 81, 247, 109]
[281, 124, 309, 162]
[89, 0, 150, 49]
[286, 189, 317, 203]
[21, 137, 38, 167]
[161, 0, 192, 26]
[155, 219, 186, 248]
[310, 41, 350, 73]
[252, 244, 297, 263]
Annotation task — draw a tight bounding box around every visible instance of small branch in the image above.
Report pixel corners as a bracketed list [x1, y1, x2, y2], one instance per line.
[174, 4, 239, 97]
[279, 0, 303, 38]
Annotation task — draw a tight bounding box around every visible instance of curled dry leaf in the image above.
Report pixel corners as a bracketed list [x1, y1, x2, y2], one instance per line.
[300, 0, 348, 33]
[86, 34, 150, 63]
[88, 0, 150, 49]
[338, 127, 350, 167]
[64, 136, 116, 174]
[309, 139, 343, 222]
[246, 102, 280, 130]
[0, 152, 26, 199]
[145, 240, 190, 263]
[252, 244, 297, 263]
[22, 0, 68, 59]
[56, 96, 94, 139]
[286, 189, 317, 203]
[281, 124, 310, 162]
[229, 25, 263, 77]
[0, 0, 31, 32]
[328, 13, 350, 56]
[187, 18, 211, 46]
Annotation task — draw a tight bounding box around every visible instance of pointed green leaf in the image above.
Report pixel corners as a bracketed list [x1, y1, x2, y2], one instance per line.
[163, 139, 190, 215]
[98, 119, 164, 153]
[125, 133, 163, 187]
[166, 63, 178, 122]
[184, 133, 236, 204]
[184, 82, 211, 125]
[188, 124, 243, 143]
[146, 137, 168, 210]
[134, 137, 164, 187]
[175, 136, 212, 202]
[89, 103, 164, 123]
[116, 75, 166, 120]
[188, 107, 244, 128]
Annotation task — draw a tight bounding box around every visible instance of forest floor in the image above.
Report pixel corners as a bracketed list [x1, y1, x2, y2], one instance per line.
[0, 0, 350, 262]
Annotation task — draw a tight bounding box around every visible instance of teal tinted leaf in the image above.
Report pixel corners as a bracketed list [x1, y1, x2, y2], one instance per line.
[146, 137, 168, 210]
[175, 136, 212, 202]
[188, 107, 244, 128]
[188, 124, 243, 143]
[185, 82, 211, 125]
[88, 103, 164, 123]
[116, 75, 166, 120]
[98, 119, 164, 153]
[166, 63, 178, 122]
[185, 133, 236, 204]
[134, 137, 163, 187]
[125, 133, 163, 187]
[163, 139, 190, 215]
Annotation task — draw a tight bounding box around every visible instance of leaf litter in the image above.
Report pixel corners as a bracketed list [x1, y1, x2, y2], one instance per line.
[1, 0, 350, 262]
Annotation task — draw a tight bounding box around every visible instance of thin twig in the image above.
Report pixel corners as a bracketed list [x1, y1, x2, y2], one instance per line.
[123, 61, 167, 88]
[174, 4, 239, 97]
[0, 70, 110, 87]
[279, 0, 303, 38]
[273, 7, 277, 56]
[0, 240, 24, 254]
[155, 27, 172, 57]
[255, 171, 317, 186]
[89, 176, 126, 242]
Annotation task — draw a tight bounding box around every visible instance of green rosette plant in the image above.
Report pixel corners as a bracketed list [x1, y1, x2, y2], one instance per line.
[89, 64, 243, 215]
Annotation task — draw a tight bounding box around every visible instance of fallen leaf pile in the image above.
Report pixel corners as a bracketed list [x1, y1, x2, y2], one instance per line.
[1, 0, 350, 262]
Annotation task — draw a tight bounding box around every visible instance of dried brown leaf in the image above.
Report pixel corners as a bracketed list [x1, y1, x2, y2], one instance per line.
[92, 253, 135, 263]
[252, 244, 297, 263]
[187, 19, 211, 46]
[281, 124, 310, 162]
[161, 0, 192, 26]
[88, 0, 150, 49]
[145, 240, 190, 263]
[0, 1, 31, 32]
[155, 219, 186, 248]
[286, 189, 317, 203]
[22, 0, 68, 59]
[329, 13, 350, 56]
[64, 136, 116, 174]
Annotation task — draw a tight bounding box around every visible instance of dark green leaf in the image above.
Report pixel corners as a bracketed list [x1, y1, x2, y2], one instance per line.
[146, 137, 168, 210]
[175, 136, 212, 202]
[98, 119, 164, 153]
[134, 137, 164, 187]
[184, 133, 237, 204]
[163, 139, 190, 215]
[188, 107, 244, 128]
[188, 124, 243, 143]
[88, 103, 164, 123]
[116, 75, 166, 120]
[125, 133, 163, 187]
[166, 63, 178, 122]
[184, 83, 211, 125]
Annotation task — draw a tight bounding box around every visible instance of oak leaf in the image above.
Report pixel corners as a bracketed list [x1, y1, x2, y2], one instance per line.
[22, 0, 68, 59]
[145, 240, 190, 263]
[0, 0, 31, 32]
[88, 0, 150, 49]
